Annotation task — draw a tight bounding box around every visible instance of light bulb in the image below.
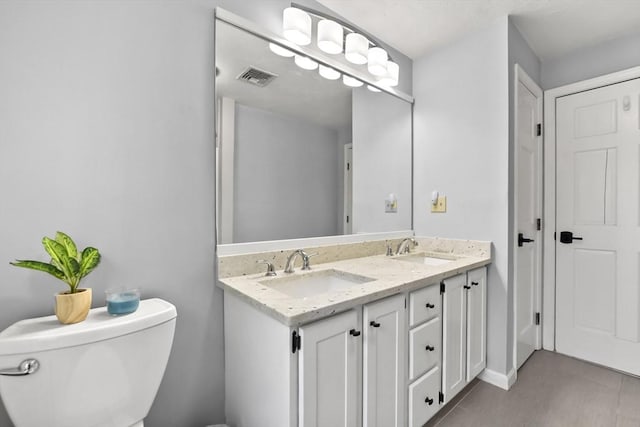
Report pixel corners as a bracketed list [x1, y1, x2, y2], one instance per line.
[269, 42, 294, 58]
[367, 47, 388, 76]
[378, 61, 399, 87]
[294, 55, 318, 70]
[343, 75, 363, 88]
[317, 19, 343, 54]
[283, 7, 311, 45]
[345, 33, 369, 65]
[319, 65, 341, 80]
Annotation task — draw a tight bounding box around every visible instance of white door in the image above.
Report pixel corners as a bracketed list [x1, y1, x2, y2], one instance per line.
[363, 294, 406, 427]
[299, 310, 359, 427]
[466, 267, 487, 381]
[556, 77, 640, 375]
[442, 274, 467, 402]
[515, 73, 542, 369]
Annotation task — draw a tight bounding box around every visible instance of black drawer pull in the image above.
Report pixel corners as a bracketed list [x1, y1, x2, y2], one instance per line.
[349, 329, 361, 337]
[425, 303, 435, 309]
[425, 397, 434, 405]
[370, 321, 381, 328]
[471, 281, 479, 286]
[425, 345, 435, 352]
[464, 285, 471, 290]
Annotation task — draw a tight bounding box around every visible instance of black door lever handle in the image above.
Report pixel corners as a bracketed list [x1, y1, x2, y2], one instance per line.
[560, 231, 583, 244]
[518, 233, 535, 247]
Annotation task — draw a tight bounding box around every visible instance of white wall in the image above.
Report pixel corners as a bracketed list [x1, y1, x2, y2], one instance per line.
[352, 89, 412, 233]
[0, 1, 413, 425]
[233, 103, 340, 242]
[541, 30, 640, 89]
[413, 18, 512, 377]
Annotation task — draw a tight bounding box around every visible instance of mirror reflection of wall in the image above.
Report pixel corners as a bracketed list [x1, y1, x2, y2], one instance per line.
[215, 16, 412, 245]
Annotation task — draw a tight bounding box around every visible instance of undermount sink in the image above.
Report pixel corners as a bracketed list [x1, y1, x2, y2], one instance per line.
[393, 252, 458, 266]
[259, 269, 375, 298]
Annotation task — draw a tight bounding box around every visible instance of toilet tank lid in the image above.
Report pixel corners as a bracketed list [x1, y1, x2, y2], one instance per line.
[0, 298, 177, 356]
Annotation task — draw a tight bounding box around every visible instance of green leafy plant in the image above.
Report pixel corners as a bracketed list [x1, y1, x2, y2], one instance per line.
[10, 231, 101, 294]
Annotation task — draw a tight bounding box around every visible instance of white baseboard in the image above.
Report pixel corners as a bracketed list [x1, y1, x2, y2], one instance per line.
[478, 367, 516, 390]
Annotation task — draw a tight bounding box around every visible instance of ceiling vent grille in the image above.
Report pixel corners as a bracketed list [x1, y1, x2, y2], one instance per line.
[236, 66, 278, 87]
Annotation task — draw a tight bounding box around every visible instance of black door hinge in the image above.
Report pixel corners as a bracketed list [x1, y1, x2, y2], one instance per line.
[292, 330, 301, 353]
[536, 218, 541, 231]
[536, 123, 542, 136]
[440, 282, 445, 294]
[535, 312, 541, 325]
[439, 391, 444, 404]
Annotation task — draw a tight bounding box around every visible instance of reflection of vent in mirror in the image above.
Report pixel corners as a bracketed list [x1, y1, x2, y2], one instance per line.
[236, 66, 278, 87]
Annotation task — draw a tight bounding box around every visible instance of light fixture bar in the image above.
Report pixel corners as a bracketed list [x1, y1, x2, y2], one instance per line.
[214, 7, 414, 104]
[290, 2, 396, 63]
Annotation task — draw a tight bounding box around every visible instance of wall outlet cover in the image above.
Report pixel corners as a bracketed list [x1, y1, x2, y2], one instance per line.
[431, 196, 446, 213]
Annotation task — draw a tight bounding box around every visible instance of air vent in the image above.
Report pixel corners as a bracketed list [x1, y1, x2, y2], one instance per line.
[236, 66, 278, 87]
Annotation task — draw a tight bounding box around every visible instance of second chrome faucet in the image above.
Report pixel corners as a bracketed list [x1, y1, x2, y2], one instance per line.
[284, 249, 316, 273]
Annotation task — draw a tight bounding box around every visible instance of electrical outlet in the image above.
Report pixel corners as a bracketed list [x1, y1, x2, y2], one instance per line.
[431, 196, 446, 213]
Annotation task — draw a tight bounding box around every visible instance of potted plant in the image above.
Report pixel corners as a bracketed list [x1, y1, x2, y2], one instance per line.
[10, 231, 101, 324]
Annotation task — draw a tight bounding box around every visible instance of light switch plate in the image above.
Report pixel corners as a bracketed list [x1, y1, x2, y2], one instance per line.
[385, 199, 398, 213]
[431, 196, 446, 213]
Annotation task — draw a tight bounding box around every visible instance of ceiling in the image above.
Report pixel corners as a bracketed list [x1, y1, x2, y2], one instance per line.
[316, 0, 640, 61]
[216, 19, 352, 130]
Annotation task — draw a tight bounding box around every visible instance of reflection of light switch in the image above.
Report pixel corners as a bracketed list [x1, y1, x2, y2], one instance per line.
[385, 193, 398, 213]
[431, 196, 446, 213]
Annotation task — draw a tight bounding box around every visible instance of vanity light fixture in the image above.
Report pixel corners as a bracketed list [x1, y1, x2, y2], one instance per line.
[269, 42, 295, 58]
[317, 19, 343, 54]
[319, 64, 341, 80]
[378, 61, 399, 87]
[343, 75, 363, 88]
[368, 47, 388, 76]
[283, 7, 312, 45]
[294, 54, 318, 70]
[277, 5, 400, 88]
[345, 33, 369, 65]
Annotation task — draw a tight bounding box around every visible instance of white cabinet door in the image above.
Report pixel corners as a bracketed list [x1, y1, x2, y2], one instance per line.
[442, 274, 467, 402]
[299, 310, 359, 427]
[363, 294, 406, 427]
[466, 267, 487, 381]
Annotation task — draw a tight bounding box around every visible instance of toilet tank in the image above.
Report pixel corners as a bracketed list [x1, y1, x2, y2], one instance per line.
[0, 298, 177, 427]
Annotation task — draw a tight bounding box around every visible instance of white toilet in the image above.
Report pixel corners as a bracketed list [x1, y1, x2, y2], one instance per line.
[0, 298, 177, 427]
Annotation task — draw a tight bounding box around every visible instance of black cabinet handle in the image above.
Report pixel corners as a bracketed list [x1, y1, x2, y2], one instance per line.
[471, 281, 479, 286]
[425, 345, 435, 352]
[426, 303, 435, 309]
[425, 397, 434, 405]
[464, 285, 471, 290]
[370, 321, 380, 328]
[349, 329, 361, 337]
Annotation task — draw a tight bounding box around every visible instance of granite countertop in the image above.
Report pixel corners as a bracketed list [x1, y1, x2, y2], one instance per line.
[217, 238, 491, 327]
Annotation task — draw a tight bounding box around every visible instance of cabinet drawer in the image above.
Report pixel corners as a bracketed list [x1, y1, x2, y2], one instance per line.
[409, 366, 441, 427]
[409, 316, 441, 380]
[409, 283, 441, 327]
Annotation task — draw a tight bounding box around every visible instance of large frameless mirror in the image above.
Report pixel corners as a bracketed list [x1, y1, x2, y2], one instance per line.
[215, 10, 413, 245]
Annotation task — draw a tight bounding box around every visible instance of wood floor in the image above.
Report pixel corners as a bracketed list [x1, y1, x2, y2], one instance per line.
[427, 350, 640, 427]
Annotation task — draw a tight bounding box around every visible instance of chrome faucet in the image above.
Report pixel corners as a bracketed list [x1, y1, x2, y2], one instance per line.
[284, 249, 308, 273]
[396, 238, 418, 255]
